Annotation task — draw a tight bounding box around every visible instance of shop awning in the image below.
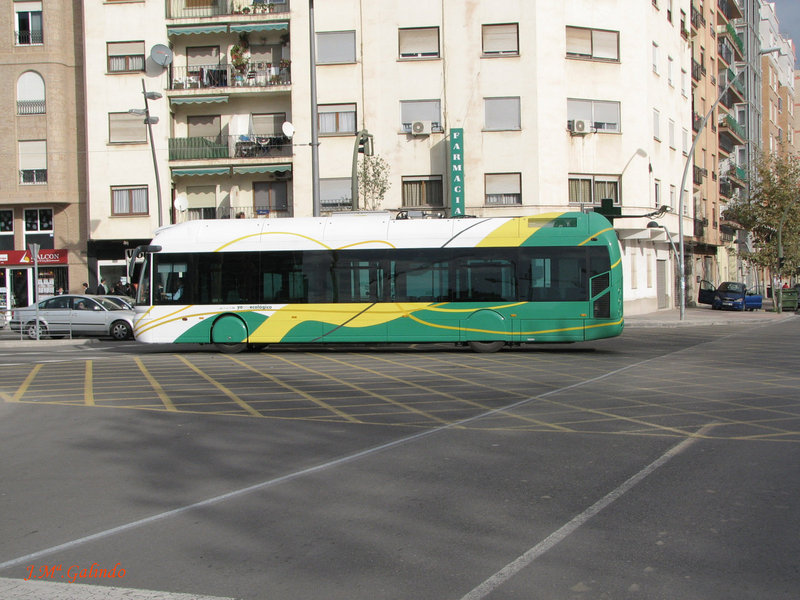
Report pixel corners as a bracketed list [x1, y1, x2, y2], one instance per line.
[230, 22, 289, 33]
[167, 25, 228, 36]
[172, 167, 230, 177]
[170, 96, 229, 105]
[232, 164, 292, 175]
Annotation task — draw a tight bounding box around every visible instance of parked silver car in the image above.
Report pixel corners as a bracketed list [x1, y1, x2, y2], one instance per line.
[10, 294, 135, 340]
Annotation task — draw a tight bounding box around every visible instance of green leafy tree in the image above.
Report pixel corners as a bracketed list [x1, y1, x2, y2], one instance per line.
[358, 154, 391, 211]
[723, 151, 800, 278]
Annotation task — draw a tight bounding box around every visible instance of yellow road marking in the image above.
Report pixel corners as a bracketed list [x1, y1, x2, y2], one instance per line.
[176, 355, 262, 418]
[84, 361, 94, 406]
[11, 364, 42, 402]
[270, 354, 450, 424]
[356, 354, 572, 432]
[223, 355, 362, 424]
[135, 357, 177, 412]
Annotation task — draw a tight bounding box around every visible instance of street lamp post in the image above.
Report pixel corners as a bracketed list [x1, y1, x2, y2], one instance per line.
[677, 48, 781, 320]
[129, 79, 163, 228]
[309, 0, 321, 216]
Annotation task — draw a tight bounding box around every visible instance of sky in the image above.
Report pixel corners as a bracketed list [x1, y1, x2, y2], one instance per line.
[769, 0, 800, 57]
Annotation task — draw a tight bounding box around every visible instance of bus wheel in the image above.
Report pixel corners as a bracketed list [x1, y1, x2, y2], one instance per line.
[215, 342, 248, 353]
[468, 341, 505, 353]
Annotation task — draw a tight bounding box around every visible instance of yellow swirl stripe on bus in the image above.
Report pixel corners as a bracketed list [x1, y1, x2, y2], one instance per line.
[408, 314, 623, 336]
[476, 212, 565, 247]
[578, 227, 615, 246]
[214, 231, 398, 253]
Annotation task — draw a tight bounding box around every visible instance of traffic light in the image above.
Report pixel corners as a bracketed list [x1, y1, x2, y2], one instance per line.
[357, 131, 374, 156]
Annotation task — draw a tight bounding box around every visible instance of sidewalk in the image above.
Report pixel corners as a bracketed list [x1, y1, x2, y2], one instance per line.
[625, 303, 797, 328]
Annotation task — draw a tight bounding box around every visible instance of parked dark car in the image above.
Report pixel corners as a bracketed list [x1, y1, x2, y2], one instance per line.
[698, 280, 762, 311]
[10, 294, 135, 340]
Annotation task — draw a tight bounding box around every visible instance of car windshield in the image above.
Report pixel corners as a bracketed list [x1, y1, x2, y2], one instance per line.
[718, 282, 746, 293]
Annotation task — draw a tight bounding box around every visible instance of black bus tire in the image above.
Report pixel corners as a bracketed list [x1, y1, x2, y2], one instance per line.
[468, 341, 505, 353]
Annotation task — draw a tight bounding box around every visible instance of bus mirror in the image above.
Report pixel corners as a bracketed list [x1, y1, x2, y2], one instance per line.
[127, 245, 162, 280]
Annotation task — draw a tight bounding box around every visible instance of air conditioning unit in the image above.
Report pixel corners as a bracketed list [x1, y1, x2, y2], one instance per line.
[570, 119, 591, 135]
[411, 120, 432, 135]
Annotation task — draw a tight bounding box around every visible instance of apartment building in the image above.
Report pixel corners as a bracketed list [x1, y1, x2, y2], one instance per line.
[760, 2, 795, 156]
[0, 1, 87, 313]
[79, 0, 694, 315]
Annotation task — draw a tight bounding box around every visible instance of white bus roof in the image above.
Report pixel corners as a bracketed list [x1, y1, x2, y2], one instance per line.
[150, 212, 591, 253]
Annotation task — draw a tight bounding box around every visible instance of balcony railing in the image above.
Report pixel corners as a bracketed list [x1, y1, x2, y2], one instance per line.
[691, 58, 703, 81]
[17, 100, 46, 115]
[720, 114, 745, 139]
[169, 134, 292, 161]
[15, 29, 43, 45]
[691, 5, 705, 30]
[693, 165, 707, 185]
[19, 169, 47, 185]
[179, 205, 293, 222]
[718, 39, 734, 65]
[171, 63, 290, 90]
[167, 0, 290, 19]
[694, 218, 706, 238]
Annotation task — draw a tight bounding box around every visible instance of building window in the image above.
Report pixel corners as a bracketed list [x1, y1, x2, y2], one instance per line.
[485, 97, 521, 131]
[255, 181, 290, 216]
[253, 112, 286, 135]
[653, 108, 660, 140]
[682, 128, 689, 155]
[400, 99, 443, 133]
[652, 42, 659, 73]
[402, 176, 444, 207]
[485, 173, 521, 205]
[316, 31, 356, 64]
[109, 112, 147, 144]
[568, 175, 620, 205]
[15, 1, 43, 45]
[16, 72, 45, 115]
[320, 178, 353, 212]
[669, 119, 676, 148]
[654, 179, 661, 207]
[668, 56, 674, 86]
[19, 140, 47, 185]
[565, 27, 619, 61]
[567, 99, 620, 133]
[681, 68, 688, 96]
[318, 103, 356, 135]
[482, 24, 519, 56]
[186, 185, 216, 220]
[670, 185, 676, 210]
[107, 41, 145, 73]
[399, 27, 439, 59]
[112, 186, 149, 216]
[24, 208, 53, 250]
[0, 210, 14, 251]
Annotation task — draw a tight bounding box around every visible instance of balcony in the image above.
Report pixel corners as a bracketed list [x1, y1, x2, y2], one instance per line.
[717, 23, 744, 59]
[167, 0, 290, 19]
[693, 165, 708, 185]
[691, 5, 705, 30]
[169, 134, 292, 161]
[718, 39, 734, 66]
[179, 204, 293, 222]
[692, 112, 703, 132]
[170, 62, 291, 91]
[717, 0, 743, 22]
[694, 218, 706, 238]
[691, 58, 704, 82]
[718, 113, 745, 143]
[719, 178, 732, 198]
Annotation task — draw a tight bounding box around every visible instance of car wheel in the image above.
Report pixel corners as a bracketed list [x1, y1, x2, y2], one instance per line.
[110, 320, 132, 340]
[26, 321, 46, 340]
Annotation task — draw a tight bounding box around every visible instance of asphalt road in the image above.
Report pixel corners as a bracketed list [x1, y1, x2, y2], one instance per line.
[0, 321, 798, 599]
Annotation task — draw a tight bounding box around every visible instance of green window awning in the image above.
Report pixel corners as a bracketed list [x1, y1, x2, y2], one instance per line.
[167, 25, 228, 36]
[232, 164, 292, 175]
[230, 22, 289, 33]
[171, 96, 229, 105]
[172, 167, 230, 177]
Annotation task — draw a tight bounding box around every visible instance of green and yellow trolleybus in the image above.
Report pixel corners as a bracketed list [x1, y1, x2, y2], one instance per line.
[131, 211, 623, 352]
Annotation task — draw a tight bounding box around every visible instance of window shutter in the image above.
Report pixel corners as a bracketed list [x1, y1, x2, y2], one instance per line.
[399, 28, 439, 56]
[19, 140, 46, 170]
[483, 24, 518, 54]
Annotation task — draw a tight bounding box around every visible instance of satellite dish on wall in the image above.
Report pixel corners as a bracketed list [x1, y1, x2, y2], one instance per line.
[174, 193, 188, 212]
[282, 121, 295, 139]
[150, 44, 173, 67]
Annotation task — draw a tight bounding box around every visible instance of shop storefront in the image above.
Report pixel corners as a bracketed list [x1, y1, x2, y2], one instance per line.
[0, 248, 69, 315]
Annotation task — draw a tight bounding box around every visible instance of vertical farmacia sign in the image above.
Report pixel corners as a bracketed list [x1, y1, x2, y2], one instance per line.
[449, 128, 464, 217]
